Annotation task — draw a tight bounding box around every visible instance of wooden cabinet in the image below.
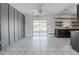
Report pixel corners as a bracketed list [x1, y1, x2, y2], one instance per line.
[77, 4, 79, 21]
[55, 29, 70, 38]
[55, 29, 79, 38]
[71, 31, 79, 52]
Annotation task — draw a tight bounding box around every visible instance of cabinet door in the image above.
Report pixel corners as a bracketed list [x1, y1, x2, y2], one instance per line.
[0, 4, 1, 49]
[23, 15, 25, 37]
[77, 4, 79, 21]
[18, 12, 21, 40]
[14, 10, 19, 42]
[17, 11, 19, 40]
[9, 5, 15, 46]
[1, 4, 9, 49]
[0, 4, 1, 44]
[21, 14, 24, 38]
[19, 13, 22, 40]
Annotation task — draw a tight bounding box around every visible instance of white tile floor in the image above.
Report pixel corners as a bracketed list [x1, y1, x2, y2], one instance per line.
[0, 35, 79, 55]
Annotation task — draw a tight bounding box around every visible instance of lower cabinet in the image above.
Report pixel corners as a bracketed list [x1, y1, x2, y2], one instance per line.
[0, 44, 1, 49]
[55, 29, 70, 38]
[70, 31, 79, 52]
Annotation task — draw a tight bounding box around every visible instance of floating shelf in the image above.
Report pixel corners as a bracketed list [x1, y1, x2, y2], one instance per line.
[55, 18, 77, 19]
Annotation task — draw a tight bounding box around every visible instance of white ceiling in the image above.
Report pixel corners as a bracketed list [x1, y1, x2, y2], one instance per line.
[9, 3, 77, 16]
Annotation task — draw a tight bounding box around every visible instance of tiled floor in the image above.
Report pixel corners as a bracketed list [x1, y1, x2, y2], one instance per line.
[0, 35, 79, 55]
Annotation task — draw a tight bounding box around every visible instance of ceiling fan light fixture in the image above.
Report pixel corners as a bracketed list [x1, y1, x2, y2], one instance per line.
[32, 5, 47, 16]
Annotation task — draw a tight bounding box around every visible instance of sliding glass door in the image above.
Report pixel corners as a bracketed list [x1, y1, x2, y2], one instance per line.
[33, 20, 47, 35]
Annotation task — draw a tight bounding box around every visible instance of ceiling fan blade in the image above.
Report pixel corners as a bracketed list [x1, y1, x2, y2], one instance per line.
[32, 9, 38, 12]
[32, 9, 39, 15]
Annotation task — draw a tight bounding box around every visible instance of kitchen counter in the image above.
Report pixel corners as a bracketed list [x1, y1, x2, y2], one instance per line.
[70, 31, 79, 52]
[55, 28, 79, 38]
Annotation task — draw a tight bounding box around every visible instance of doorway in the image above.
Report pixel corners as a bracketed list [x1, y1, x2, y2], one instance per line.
[33, 20, 47, 36]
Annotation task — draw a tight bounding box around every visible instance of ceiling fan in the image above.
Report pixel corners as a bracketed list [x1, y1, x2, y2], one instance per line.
[32, 5, 47, 16]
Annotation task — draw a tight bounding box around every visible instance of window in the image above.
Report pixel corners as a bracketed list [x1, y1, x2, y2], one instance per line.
[33, 20, 47, 35]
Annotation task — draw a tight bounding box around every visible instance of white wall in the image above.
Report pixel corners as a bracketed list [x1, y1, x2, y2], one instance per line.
[25, 15, 33, 37]
[47, 17, 55, 35]
[25, 15, 55, 37]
